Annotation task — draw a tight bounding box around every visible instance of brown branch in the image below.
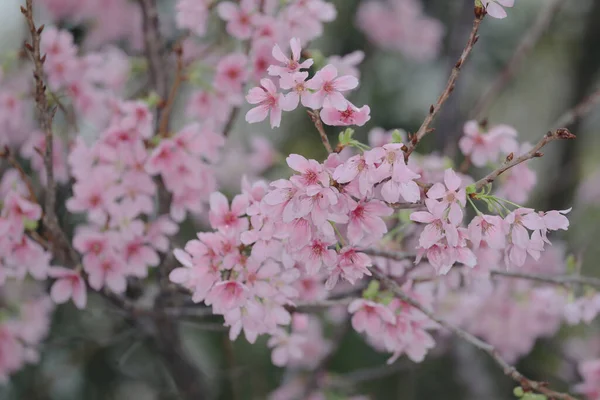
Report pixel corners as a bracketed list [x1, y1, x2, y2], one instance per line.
[21, 1, 80, 267]
[21, 2, 55, 219]
[308, 110, 333, 154]
[553, 86, 600, 128]
[137, 0, 168, 101]
[361, 248, 415, 261]
[490, 269, 600, 289]
[404, 12, 483, 160]
[49, 91, 79, 134]
[158, 43, 185, 137]
[285, 298, 354, 313]
[471, 0, 567, 119]
[222, 106, 240, 137]
[388, 201, 426, 210]
[370, 267, 579, 400]
[473, 128, 576, 191]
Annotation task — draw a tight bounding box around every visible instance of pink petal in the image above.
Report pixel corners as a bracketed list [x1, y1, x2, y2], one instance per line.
[443, 169, 461, 191]
[290, 37, 301, 61]
[485, 2, 507, 18]
[217, 2, 238, 20]
[333, 75, 359, 91]
[50, 279, 72, 304]
[246, 105, 269, 123]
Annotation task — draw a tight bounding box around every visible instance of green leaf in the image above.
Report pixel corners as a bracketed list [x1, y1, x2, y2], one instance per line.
[513, 387, 524, 398]
[566, 254, 577, 273]
[363, 280, 380, 300]
[391, 129, 404, 143]
[143, 91, 161, 108]
[465, 184, 476, 195]
[23, 218, 39, 231]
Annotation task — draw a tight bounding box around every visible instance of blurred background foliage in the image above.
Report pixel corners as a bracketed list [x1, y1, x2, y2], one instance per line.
[1, 0, 600, 399]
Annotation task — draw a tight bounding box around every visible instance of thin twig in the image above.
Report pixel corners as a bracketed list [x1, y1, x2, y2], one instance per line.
[222, 106, 240, 137]
[158, 43, 185, 137]
[553, 86, 600, 128]
[21, 2, 55, 219]
[370, 267, 579, 400]
[490, 269, 600, 289]
[473, 128, 576, 191]
[389, 201, 426, 210]
[308, 110, 333, 154]
[472, 0, 567, 119]
[137, 0, 168, 101]
[361, 248, 415, 261]
[49, 91, 79, 134]
[404, 12, 484, 160]
[285, 298, 354, 313]
[21, 1, 80, 266]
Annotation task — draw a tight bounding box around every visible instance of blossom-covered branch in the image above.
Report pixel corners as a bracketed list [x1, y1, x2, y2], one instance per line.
[473, 128, 576, 190]
[370, 267, 579, 400]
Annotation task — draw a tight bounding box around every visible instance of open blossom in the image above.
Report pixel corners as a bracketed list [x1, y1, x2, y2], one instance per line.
[246, 78, 295, 128]
[214, 52, 249, 95]
[326, 247, 372, 289]
[268, 37, 313, 79]
[280, 72, 313, 109]
[208, 192, 249, 233]
[327, 51, 365, 79]
[320, 101, 371, 127]
[458, 121, 518, 167]
[306, 64, 358, 110]
[176, 0, 211, 37]
[48, 267, 87, 309]
[484, 0, 515, 19]
[426, 169, 466, 225]
[371, 144, 422, 203]
[217, 0, 258, 40]
[411, 199, 458, 249]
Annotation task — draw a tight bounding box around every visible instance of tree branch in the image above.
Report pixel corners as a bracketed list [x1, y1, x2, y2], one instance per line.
[473, 128, 576, 191]
[404, 12, 483, 160]
[370, 267, 579, 400]
[137, 0, 168, 101]
[158, 43, 185, 137]
[490, 269, 600, 289]
[471, 0, 567, 119]
[308, 110, 333, 154]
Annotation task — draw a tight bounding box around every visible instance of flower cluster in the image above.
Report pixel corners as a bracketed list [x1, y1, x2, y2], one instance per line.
[0, 292, 53, 383]
[349, 287, 437, 364]
[66, 100, 179, 295]
[0, 175, 49, 284]
[40, 26, 130, 125]
[245, 38, 370, 128]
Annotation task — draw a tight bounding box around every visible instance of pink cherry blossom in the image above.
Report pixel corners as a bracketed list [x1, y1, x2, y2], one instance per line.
[305, 64, 358, 110]
[205, 280, 250, 312]
[245, 78, 294, 128]
[214, 52, 249, 95]
[347, 199, 393, 245]
[426, 169, 466, 225]
[267, 37, 313, 79]
[217, 0, 258, 40]
[484, 0, 515, 19]
[208, 192, 249, 233]
[320, 101, 371, 127]
[48, 267, 87, 309]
